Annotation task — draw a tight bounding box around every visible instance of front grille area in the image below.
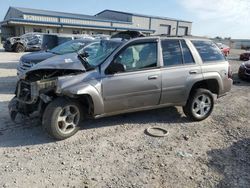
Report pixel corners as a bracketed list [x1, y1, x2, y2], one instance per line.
[17, 81, 32, 102]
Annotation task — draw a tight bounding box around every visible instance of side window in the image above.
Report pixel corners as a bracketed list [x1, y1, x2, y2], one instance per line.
[192, 40, 225, 62]
[161, 40, 183, 66]
[180, 40, 195, 64]
[114, 42, 157, 71]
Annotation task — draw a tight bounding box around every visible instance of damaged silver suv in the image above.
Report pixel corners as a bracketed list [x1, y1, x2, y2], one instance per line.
[9, 36, 233, 140]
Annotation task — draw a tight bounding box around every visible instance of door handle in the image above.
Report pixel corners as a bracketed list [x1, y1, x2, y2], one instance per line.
[189, 70, 198, 74]
[148, 75, 158, 80]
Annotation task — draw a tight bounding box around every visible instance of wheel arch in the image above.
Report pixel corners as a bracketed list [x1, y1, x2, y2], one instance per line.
[188, 78, 220, 100]
[59, 84, 104, 116]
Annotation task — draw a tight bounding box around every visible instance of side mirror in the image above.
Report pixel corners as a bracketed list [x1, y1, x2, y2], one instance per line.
[105, 62, 125, 74]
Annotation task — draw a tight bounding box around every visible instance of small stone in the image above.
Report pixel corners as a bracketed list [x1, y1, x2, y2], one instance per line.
[61, 161, 66, 165]
[183, 135, 189, 141]
[159, 163, 164, 167]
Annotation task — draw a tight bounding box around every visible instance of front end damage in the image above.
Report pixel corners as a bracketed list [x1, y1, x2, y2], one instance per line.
[9, 69, 85, 122]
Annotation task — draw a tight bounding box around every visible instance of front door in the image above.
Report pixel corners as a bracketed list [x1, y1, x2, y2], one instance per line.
[102, 40, 161, 113]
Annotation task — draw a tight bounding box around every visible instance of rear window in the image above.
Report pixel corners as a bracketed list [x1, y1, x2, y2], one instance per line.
[161, 40, 183, 66]
[192, 40, 225, 62]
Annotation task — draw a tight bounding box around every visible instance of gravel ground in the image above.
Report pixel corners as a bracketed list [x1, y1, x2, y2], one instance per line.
[0, 49, 249, 188]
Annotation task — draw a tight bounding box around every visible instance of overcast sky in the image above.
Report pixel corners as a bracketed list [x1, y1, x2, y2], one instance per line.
[0, 0, 249, 39]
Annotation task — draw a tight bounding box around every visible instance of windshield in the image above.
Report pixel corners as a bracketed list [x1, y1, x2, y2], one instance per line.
[50, 40, 87, 55]
[79, 40, 123, 67]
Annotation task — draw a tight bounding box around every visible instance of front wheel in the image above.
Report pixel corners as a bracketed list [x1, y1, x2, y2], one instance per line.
[15, 44, 25, 53]
[183, 89, 214, 121]
[42, 97, 83, 140]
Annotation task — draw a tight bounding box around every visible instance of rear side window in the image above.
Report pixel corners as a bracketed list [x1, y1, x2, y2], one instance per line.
[161, 40, 182, 66]
[180, 40, 195, 64]
[192, 40, 225, 62]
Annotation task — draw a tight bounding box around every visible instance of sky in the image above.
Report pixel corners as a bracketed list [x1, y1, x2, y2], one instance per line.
[0, 0, 249, 39]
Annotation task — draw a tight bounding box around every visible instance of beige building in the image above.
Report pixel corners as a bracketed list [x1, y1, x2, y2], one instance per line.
[0, 7, 192, 40]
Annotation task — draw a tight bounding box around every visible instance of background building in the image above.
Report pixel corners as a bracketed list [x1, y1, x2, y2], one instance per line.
[0, 7, 192, 40]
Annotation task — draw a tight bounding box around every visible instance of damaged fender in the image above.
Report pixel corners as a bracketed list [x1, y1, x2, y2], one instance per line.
[57, 82, 104, 116]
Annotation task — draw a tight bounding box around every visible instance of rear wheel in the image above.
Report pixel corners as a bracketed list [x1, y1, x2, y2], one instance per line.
[42, 97, 83, 140]
[15, 44, 25, 53]
[183, 89, 214, 121]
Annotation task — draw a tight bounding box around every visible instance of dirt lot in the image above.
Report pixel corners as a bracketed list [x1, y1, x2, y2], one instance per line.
[0, 49, 249, 188]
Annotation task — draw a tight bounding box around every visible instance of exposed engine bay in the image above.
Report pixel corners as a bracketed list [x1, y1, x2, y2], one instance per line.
[10, 68, 85, 120]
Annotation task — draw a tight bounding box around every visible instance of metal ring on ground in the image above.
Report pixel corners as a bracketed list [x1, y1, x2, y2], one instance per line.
[145, 127, 169, 137]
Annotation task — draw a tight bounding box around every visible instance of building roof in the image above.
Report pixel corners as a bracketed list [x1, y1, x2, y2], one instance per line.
[11, 7, 128, 23]
[96, 9, 192, 23]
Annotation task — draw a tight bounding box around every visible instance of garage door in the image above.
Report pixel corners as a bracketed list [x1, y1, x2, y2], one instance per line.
[178, 27, 188, 36]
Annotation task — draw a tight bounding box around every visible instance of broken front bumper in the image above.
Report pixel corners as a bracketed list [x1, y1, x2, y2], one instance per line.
[16, 79, 57, 104]
[9, 79, 57, 121]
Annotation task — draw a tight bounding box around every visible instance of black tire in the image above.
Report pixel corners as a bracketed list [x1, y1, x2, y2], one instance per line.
[42, 97, 83, 140]
[15, 44, 25, 53]
[183, 88, 214, 121]
[238, 70, 246, 81]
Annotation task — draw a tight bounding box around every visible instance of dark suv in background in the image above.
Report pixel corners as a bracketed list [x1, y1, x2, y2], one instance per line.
[17, 38, 99, 76]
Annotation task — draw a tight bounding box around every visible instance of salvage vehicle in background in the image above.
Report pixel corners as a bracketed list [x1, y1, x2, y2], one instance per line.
[9, 34, 233, 140]
[238, 61, 250, 81]
[3, 32, 94, 53]
[3, 33, 42, 52]
[239, 51, 250, 61]
[17, 38, 99, 76]
[216, 43, 230, 56]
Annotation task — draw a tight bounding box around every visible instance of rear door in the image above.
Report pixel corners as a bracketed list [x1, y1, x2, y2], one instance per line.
[160, 39, 202, 105]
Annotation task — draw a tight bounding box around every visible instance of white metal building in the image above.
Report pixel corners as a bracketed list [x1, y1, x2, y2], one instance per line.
[0, 7, 192, 39]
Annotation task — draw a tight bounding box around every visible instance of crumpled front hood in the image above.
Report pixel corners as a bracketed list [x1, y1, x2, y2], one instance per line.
[21, 51, 55, 64]
[27, 53, 86, 73]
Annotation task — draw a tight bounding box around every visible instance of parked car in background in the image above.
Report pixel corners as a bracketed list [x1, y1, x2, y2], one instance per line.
[3, 33, 42, 52]
[92, 34, 110, 40]
[3, 32, 94, 53]
[41, 34, 94, 51]
[238, 61, 250, 80]
[17, 39, 99, 76]
[239, 51, 250, 61]
[216, 43, 230, 56]
[9, 34, 232, 140]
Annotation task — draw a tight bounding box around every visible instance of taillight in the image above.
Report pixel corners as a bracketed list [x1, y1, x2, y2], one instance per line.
[228, 65, 233, 79]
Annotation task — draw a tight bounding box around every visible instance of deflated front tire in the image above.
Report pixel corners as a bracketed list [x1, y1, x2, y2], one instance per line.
[42, 97, 83, 140]
[8, 97, 19, 122]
